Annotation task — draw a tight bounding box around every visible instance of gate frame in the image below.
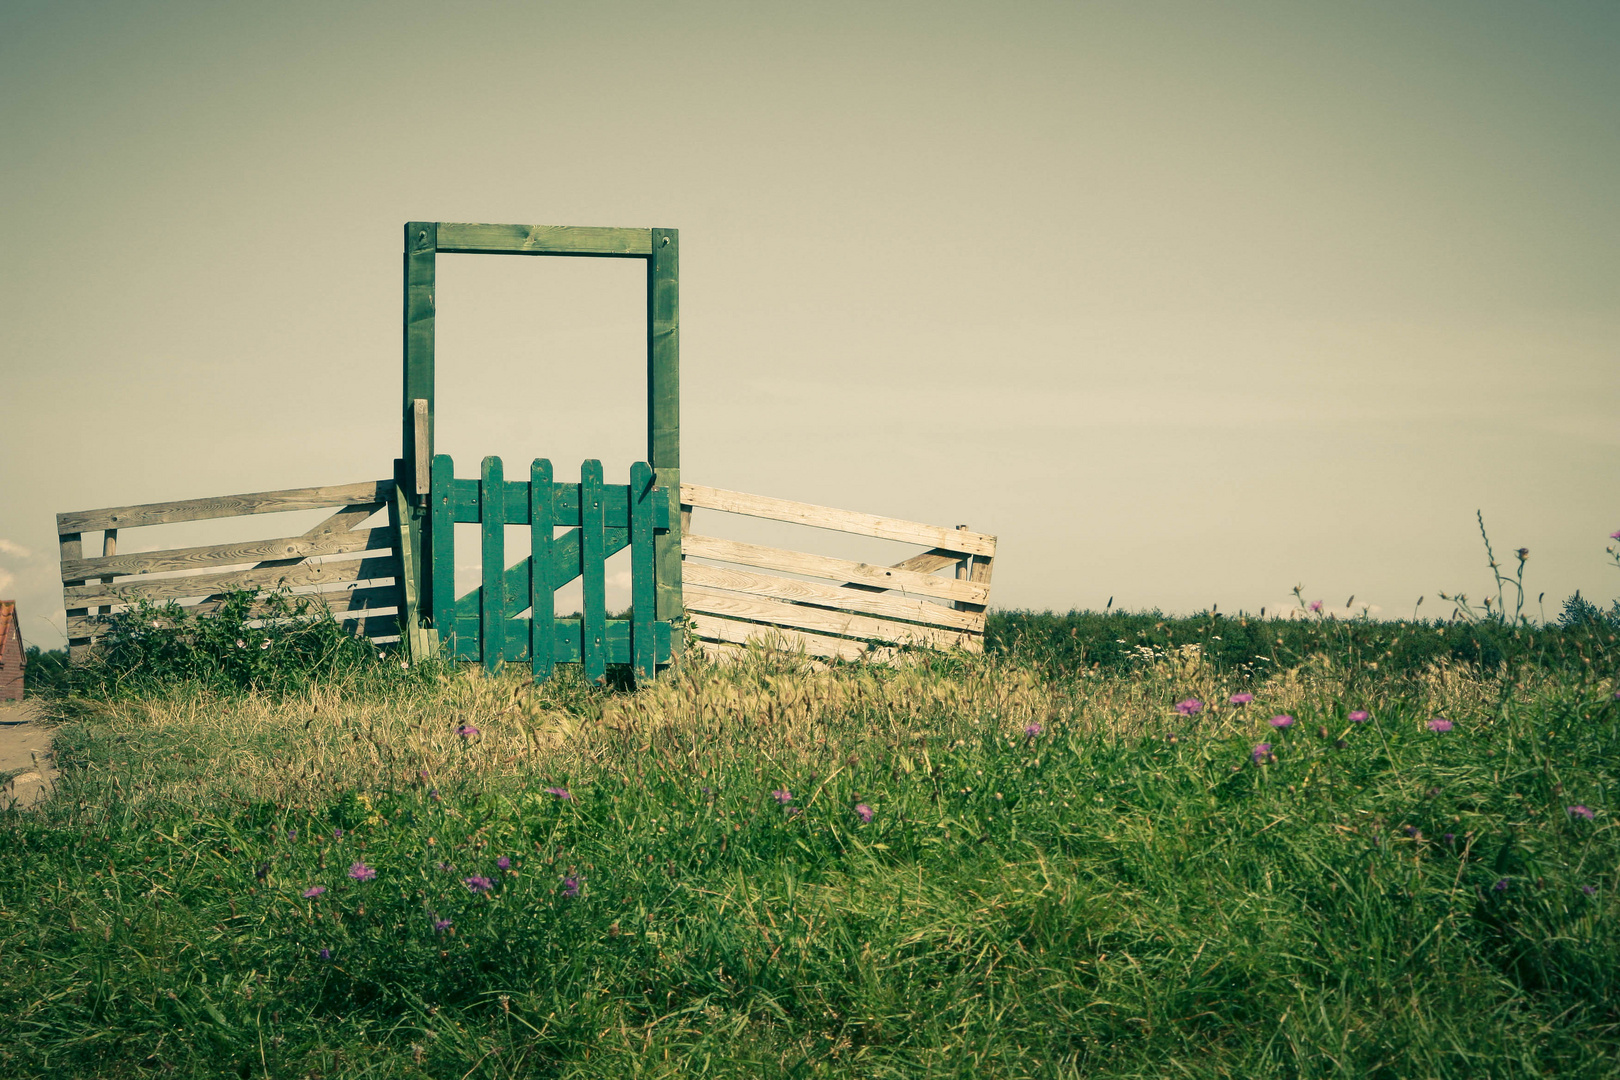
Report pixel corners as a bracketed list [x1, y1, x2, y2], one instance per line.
[396, 223, 682, 663]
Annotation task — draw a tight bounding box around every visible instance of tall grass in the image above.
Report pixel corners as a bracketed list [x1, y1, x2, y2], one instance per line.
[3, 643, 1617, 1077]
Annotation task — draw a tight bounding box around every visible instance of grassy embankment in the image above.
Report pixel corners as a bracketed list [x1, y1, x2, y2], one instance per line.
[2, 615, 1618, 1077]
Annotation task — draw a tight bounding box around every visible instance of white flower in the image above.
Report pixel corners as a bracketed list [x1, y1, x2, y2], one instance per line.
[260, 640, 271, 650]
[235, 639, 246, 648]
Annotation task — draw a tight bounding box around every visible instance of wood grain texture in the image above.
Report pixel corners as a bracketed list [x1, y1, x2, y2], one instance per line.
[681, 563, 986, 633]
[65, 586, 402, 638]
[682, 585, 974, 650]
[413, 399, 431, 495]
[630, 461, 656, 680]
[59, 526, 392, 581]
[435, 223, 654, 257]
[65, 554, 401, 609]
[649, 228, 682, 631]
[679, 484, 996, 557]
[682, 534, 988, 604]
[403, 222, 436, 496]
[57, 481, 391, 534]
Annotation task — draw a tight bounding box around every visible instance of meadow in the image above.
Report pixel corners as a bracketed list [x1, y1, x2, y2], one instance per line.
[2, 609, 1618, 1078]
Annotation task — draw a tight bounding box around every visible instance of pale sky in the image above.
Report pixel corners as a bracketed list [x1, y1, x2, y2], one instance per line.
[3, 1, 1618, 648]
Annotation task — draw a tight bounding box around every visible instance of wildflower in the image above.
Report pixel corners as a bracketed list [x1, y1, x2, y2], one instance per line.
[1568, 805, 1596, 820]
[464, 875, 493, 893]
[1024, 722, 1044, 737]
[429, 789, 440, 802]
[236, 639, 246, 648]
[287, 829, 298, 843]
[562, 876, 581, 898]
[1174, 699, 1202, 716]
[1269, 715, 1294, 729]
[433, 916, 453, 932]
[1252, 743, 1272, 763]
[319, 947, 331, 960]
[1229, 693, 1254, 705]
[259, 640, 270, 650]
[332, 828, 343, 840]
[497, 856, 511, 870]
[348, 861, 376, 882]
[1515, 547, 1529, 561]
[1348, 710, 1370, 723]
[1612, 530, 1620, 540]
[436, 861, 453, 872]
[1443, 833, 1456, 845]
[1492, 878, 1510, 892]
[855, 803, 874, 823]
[455, 724, 478, 738]
[772, 788, 793, 805]
[1427, 718, 1453, 733]
[302, 885, 326, 899]
[1583, 885, 1598, 896]
[1309, 601, 1323, 613]
[543, 786, 571, 800]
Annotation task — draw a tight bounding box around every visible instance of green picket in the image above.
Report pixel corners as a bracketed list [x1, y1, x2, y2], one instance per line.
[480, 457, 506, 673]
[630, 461, 656, 681]
[530, 459, 555, 683]
[580, 459, 606, 683]
[430, 454, 457, 654]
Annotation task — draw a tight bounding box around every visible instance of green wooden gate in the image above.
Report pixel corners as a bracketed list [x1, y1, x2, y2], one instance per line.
[430, 454, 673, 683]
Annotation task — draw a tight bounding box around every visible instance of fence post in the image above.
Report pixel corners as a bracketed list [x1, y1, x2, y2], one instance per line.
[630, 461, 656, 682]
[580, 460, 606, 683]
[530, 459, 555, 682]
[648, 229, 682, 654]
[431, 454, 457, 658]
[480, 457, 506, 674]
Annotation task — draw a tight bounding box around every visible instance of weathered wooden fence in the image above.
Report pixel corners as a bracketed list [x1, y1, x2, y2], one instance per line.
[57, 480, 410, 661]
[429, 455, 673, 683]
[680, 484, 995, 662]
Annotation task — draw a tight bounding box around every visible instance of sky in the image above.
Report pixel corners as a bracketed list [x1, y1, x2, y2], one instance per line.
[2, 1, 1618, 648]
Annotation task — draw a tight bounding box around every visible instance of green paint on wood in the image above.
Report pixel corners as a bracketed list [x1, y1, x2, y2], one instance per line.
[480, 456, 506, 672]
[530, 458, 555, 683]
[404, 223, 437, 499]
[630, 461, 656, 681]
[390, 478, 427, 660]
[648, 229, 683, 637]
[580, 459, 606, 683]
[430, 454, 457, 655]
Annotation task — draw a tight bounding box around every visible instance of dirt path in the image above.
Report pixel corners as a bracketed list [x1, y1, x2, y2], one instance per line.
[0, 699, 57, 809]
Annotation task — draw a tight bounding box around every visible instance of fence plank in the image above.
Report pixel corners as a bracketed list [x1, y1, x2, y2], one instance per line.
[65, 554, 400, 609]
[434, 223, 654, 257]
[453, 527, 633, 623]
[630, 461, 656, 680]
[431, 454, 457, 654]
[57, 480, 391, 535]
[60, 526, 392, 581]
[683, 585, 973, 650]
[682, 534, 988, 604]
[580, 460, 606, 682]
[681, 484, 996, 557]
[687, 613, 877, 663]
[680, 563, 985, 632]
[530, 459, 555, 683]
[480, 457, 506, 672]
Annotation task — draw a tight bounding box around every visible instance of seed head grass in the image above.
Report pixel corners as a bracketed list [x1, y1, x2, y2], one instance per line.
[1, 645, 1616, 1077]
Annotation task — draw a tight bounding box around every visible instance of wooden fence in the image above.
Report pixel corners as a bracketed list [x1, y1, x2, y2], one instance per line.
[57, 479, 410, 661]
[680, 484, 996, 662]
[429, 455, 673, 683]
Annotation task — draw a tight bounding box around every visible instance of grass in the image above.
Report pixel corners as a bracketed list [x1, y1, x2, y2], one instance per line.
[2, 633, 1618, 1077]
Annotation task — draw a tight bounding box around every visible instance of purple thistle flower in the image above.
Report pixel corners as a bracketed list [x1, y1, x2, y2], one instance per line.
[1269, 715, 1294, 729]
[455, 724, 479, 738]
[302, 885, 326, 899]
[1174, 699, 1203, 716]
[772, 788, 793, 805]
[1427, 718, 1453, 733]
[1252, 743, 1272, 763]
[287, 829, 298, 842]
[543, 786, 572, 800]
[318, 947, 331, 960]
[1611, 530, 1620, 541]
[1309, 600, 1323, 613]
[433, 916, 453, 932]
[1348, 710, 1370, 723]
[1024, 722, 1044, 737]
[463, 875, 494, 894]
[1568, 805, 1596, 820]
[1583, 884, 1598, 896]
[1229, 693, 1254, 705]
[1443, 833, 1456, 845]
[332, 828, 344, 840]
[562, 875, 581, 898]
[436, 861, 453, 872]
[497, 856, 511, 870]
[854, 803, 874, 823]
[429, 789, 441, 802]
[1613, 689, 1620, 700]
[347, 861, 376, 882]
[1492, 878, 1510, 892]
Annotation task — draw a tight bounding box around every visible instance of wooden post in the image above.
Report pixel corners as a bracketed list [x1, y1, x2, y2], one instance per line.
[630, 461, 656, 682]
[403, 224, 436, 632]
[648, 228, 682, 648]
[480, 456, 506, 674]
[530, 459, 555, 683]
[59, 530, 87, 662]
[430, 454, 457, 657]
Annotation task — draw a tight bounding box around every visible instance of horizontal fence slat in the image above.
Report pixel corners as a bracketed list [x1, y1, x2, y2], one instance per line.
[57, 480, 393, 534]
[448, 479, 667, 529]
[65, 555, 400, 608]
[680, 484, 996, 557]
[682, 534, 988, 604]
[688, 613, 877, 663]
[434, 223, 654, 257]
[681, 562, 985, 633]
[66, 585, 402, 638]
[59, 526, 394, 582]
[683, 584, 975, 650]
[447, 617, 671, 665]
